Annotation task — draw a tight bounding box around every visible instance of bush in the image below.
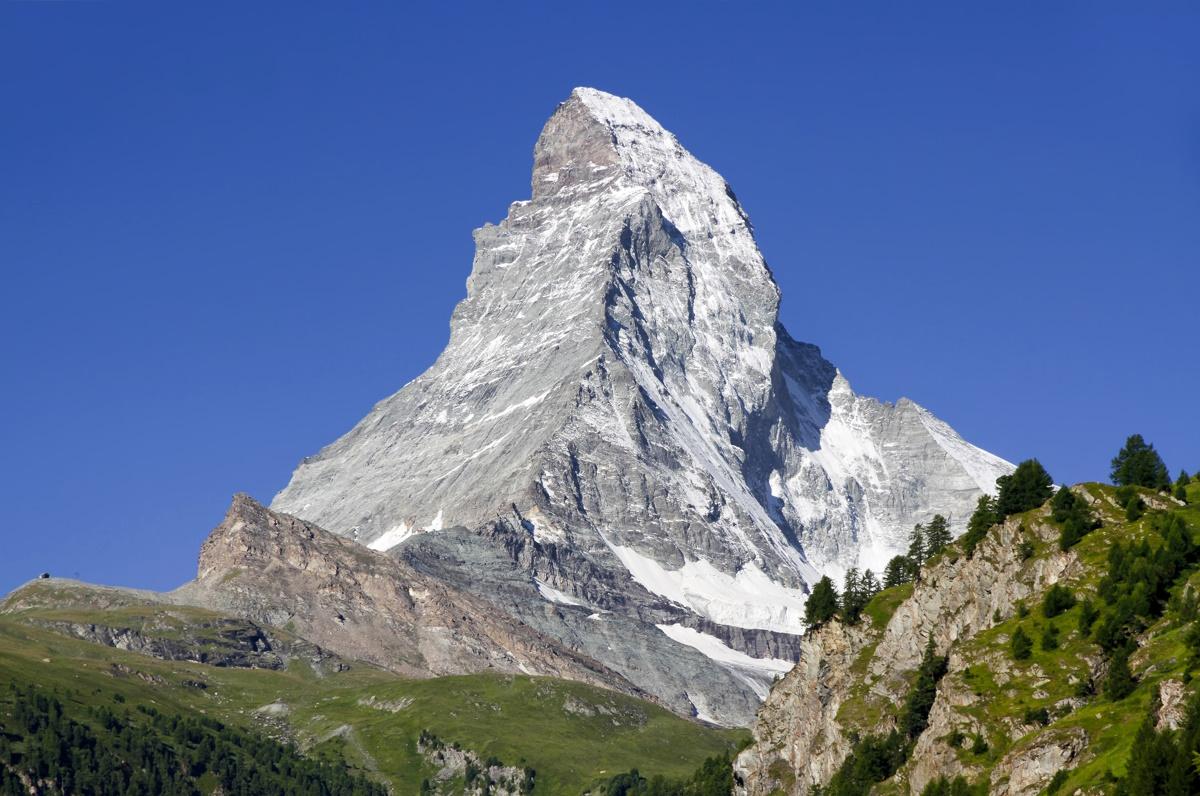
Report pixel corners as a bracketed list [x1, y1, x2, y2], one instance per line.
[1022, 707, 1050, 726]
[970, 733, 989, 755]
[920, 776, 979, 796]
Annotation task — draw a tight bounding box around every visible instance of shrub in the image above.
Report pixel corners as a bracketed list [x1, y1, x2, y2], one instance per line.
[1022, 707, 1050, 726]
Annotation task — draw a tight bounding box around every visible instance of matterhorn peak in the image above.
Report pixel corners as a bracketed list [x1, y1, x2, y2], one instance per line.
[271, 88, 1012, 725]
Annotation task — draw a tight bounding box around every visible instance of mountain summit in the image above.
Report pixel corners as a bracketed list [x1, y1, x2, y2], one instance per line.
[272, 88, 1012, 724]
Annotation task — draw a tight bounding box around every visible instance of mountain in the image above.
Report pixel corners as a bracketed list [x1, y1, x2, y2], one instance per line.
[271, 87, 1012, 725]
[734, 479, 1200, 795]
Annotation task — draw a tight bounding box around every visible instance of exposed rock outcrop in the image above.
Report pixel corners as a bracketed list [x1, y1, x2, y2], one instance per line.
[736, 510, 1081, 794]
[172, 494, 642, 697]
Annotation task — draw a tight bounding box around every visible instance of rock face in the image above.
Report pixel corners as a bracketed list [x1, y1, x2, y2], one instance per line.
[734, 511, 1082, 794]
[271, 88, 1012, 724]
[173, 495, 640, 695]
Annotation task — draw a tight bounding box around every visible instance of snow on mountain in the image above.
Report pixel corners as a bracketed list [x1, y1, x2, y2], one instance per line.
[271, 88, 1012, 724]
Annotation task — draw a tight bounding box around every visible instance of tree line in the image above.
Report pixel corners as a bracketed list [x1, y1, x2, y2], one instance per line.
[0, 683, 386, 796]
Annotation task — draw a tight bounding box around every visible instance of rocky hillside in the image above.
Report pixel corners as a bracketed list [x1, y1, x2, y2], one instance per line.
[736, 478, 1200, 795]
[173, 493, 637, 695]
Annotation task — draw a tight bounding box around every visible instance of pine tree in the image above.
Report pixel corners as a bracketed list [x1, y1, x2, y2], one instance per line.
[923, 515, 952, 558]
[1126, 494, 1146, 521]
[1116, 691, 1173, 796]
[1042, 584, 1076, 618]
[1010, 626, 1033, 661]
[995, 459, 1054, 518]
[1052, 486, 1100, 549]
[1111, 434, 1171, 490]
[805, 576, 839, 629]
[883, 555, 914, 588]
[899, 636, 948, 738]
[861, 569, 880, 600]
[962, 495, 998, 558]
[1104, 643, 1137, 700]
[908, 524, 926, 568]
[1040, 623, 1060, 651]
[842, 568, 863, 623]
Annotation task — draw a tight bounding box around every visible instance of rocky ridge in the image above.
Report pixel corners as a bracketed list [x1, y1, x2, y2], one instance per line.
[172, 494, 640, 695]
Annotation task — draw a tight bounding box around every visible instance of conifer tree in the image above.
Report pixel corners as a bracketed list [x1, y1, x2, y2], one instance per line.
[1116, 692, 1172, 796]
[899, 636, 948, 738]
[1042, 584, 1076, 618]
[962, 495, 998, 558]
[841, 568, 867, 624]
[861, 569, 880, 599]
[883, 555, 914, 588]
[1104, 643, 1137, 700]
[1111, 434, 1171, 490]
[995, 459, 1054, 518]
[804, 576, 839, 629]
[923, 515, 952, 558]
[1040, 623, 1059, 651]
[1010, 626, 1033, 661]
[907, 524, 926, 568]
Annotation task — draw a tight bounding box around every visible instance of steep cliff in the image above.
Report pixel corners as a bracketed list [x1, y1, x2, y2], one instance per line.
[736, 482, 1200, 795]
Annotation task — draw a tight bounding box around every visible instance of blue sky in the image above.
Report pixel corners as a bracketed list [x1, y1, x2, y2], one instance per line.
[2, 2, 1196, 595]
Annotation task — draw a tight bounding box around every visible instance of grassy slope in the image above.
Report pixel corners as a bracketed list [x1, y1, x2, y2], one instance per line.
[0, 600, 745, 794]
[830, 481, 1200, 794]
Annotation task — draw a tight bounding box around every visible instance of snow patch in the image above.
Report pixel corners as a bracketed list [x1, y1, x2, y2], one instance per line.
[535, 579, 588, 607]
[657, 624, 792, 701]
[367, 522, 414, 551]
[604, 539, 809, 633]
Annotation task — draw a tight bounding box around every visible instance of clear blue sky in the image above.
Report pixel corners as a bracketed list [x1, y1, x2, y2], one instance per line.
[2, 2, 1197, 595]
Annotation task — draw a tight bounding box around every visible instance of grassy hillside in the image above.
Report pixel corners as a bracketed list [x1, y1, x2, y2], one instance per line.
[0, 593, 746, 794]
[826, 478, 1200, 795]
